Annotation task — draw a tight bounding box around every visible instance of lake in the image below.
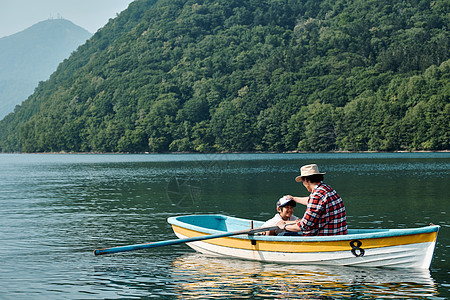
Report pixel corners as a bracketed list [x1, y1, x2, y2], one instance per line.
[0, 153, 448, 299]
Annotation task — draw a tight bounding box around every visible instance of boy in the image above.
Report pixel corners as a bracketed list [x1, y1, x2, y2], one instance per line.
[261, 196, 298, 235]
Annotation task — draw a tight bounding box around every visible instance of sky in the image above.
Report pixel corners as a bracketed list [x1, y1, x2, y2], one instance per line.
[0, 0, 136, 38]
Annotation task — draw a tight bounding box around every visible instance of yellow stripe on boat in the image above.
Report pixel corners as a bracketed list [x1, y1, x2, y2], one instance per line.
[172, 225, 437, 253]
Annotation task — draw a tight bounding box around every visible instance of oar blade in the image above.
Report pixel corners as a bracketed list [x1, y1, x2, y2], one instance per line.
[94, 238, 183, 255]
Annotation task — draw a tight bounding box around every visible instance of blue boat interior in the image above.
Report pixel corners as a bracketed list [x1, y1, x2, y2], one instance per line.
[170, 215, 392, 233]
[174, 215, 231, 231]
[168, 214, 440, 241]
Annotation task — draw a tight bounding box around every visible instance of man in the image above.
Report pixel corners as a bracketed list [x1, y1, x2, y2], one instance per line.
[261, 196, 298, 235]
[277, 164, 347, 236]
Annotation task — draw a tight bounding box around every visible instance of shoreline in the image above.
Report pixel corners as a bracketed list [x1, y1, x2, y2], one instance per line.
[1, 150, 449, 155]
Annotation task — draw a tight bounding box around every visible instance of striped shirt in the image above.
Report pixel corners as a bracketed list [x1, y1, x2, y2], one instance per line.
[297, 183, 347, 236]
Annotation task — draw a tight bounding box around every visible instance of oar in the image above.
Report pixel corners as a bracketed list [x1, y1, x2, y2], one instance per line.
[93, 225, 279, 256]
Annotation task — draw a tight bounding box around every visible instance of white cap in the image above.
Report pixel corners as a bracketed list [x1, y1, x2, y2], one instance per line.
[276, 196, 296, 207]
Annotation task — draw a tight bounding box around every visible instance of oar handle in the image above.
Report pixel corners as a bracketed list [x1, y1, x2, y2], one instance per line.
[94, 225, 278, 256]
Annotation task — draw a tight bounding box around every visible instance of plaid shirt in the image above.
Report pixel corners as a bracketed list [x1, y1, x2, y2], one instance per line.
[297, 183, 347, 236]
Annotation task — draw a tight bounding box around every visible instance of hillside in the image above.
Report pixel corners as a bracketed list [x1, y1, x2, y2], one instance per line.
[0, 0, 448, 153]
[0, 19, 91, 119]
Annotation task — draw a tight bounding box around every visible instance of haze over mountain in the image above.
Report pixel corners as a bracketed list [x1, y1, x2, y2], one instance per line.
[0, 18, 92, 119]
[0, 0, 448, 153]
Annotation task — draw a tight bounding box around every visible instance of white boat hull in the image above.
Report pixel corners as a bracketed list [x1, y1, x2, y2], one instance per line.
[175, 232, 436, 269]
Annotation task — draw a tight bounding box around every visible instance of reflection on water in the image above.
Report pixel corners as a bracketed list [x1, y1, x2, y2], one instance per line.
[171, 254, 437, 299]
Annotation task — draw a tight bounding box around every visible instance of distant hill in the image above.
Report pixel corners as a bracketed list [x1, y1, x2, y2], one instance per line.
[0, 19, 92, 119]
[0, 0, 448, 153]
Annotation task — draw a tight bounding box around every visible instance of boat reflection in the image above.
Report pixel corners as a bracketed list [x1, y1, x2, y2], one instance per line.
[171, 253, 437, 299]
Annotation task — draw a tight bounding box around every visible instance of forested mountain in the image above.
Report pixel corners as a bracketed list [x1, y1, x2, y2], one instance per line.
[0, 19, 91, 120]
[0, 0, 448, 153]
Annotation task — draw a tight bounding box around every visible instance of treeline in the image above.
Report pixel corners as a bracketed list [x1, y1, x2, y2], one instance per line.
[0, 0, 448, 152]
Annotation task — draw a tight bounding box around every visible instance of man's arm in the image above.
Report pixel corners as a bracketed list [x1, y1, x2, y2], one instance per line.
[285, 195, 309, 206]
[297, 195, 324, 233]
[277, 220, 302, 232]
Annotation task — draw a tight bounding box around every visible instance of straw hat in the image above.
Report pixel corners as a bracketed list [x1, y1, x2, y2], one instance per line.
[295, 164, 326, 182]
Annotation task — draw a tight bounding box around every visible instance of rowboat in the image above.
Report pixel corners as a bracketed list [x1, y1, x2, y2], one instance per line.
[168, 214, 440, 269]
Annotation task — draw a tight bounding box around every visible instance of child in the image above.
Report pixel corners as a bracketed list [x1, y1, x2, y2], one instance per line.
[261, 196, 298, 235]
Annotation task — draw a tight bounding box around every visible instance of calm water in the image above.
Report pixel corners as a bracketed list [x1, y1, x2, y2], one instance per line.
[0, 153, 448, 299]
